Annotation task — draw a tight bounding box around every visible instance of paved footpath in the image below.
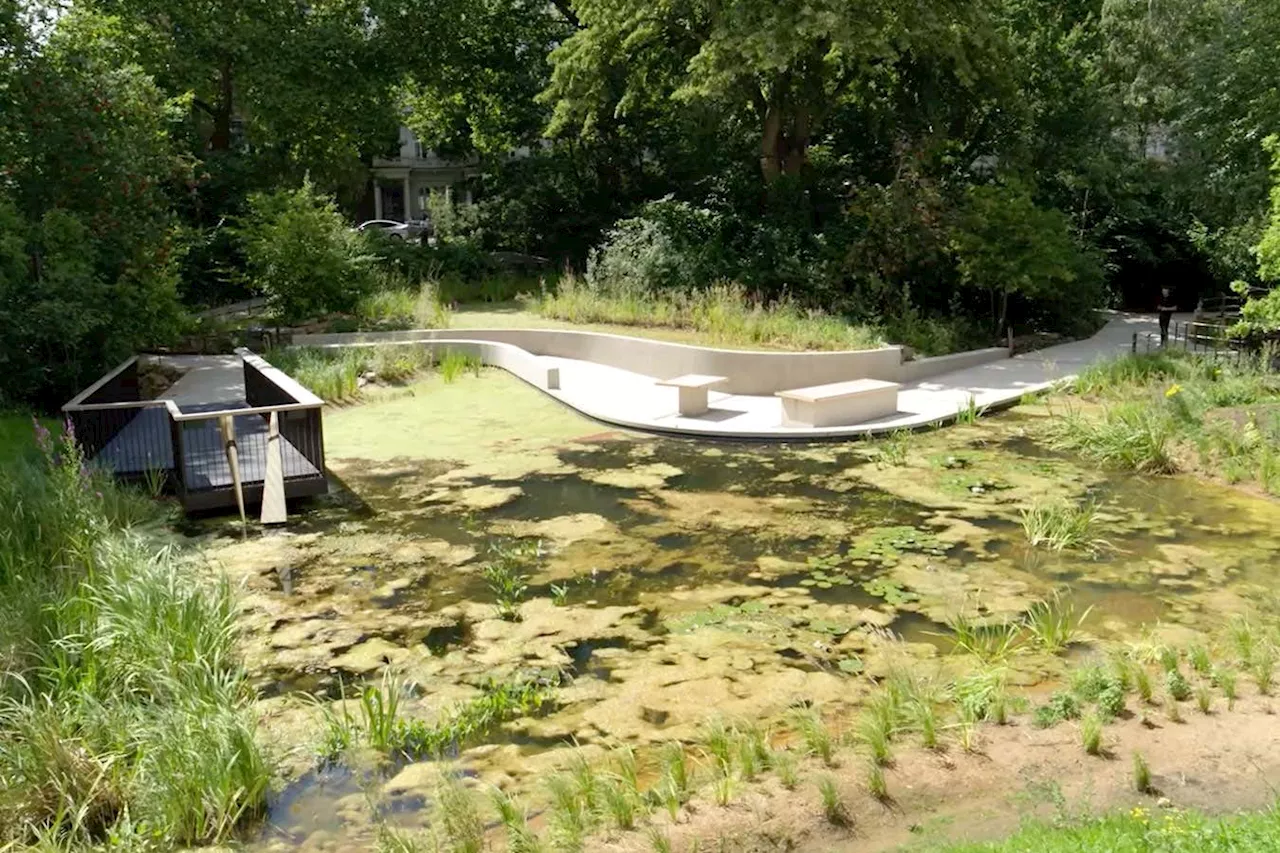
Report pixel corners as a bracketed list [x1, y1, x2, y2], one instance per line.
[536, 311, 1182, 439]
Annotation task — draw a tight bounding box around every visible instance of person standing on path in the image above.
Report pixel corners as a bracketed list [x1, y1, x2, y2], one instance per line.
[1157, 287, 1177, 346]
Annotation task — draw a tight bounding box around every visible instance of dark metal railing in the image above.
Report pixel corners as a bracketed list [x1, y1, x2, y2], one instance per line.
[64, 351, 326, 511]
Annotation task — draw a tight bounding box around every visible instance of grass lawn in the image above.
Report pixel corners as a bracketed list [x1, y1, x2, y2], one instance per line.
[0, 410, 55, 465]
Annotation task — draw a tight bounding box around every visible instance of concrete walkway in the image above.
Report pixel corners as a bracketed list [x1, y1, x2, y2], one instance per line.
[527, 312, 1176, 439]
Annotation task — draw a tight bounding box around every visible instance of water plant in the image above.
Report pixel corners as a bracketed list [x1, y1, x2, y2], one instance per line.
[1080, 712, 1103, 756]
[1134, 665, 1154, 704]
[866, 760, 889, 801]
[1165, 668, 1192, 702]
[712, 772, 735, 807]
[1196, 684, 1213, 714]
[659, 741, 691, 805]
[909, 697, 942, 750]
[1033, 691, 1081, 729]
[1133, 752, 1153, 794]
[700, 718, 734, 773]
[772, 748, 799, 790]
[647, 827, 673, 853]
[1023, 591, 1094, 652]
[877, 429, 911, 466]
[550, 583, 570, 606]
[956, 395, 983, 425]
[601, 777, 639, 829]
[1189, 644, 1213, 676]
[491, 788, 544, 853]
[1020, 501, 1107, 553]
[817, 775, 851, 826]
[954, 666, 1010, 724]
[1096, 682, 1127, 721]
[1215, 667, 1238, 709]
[433, 771, 485, 853]
[398, 675, 555, 759]
[546, 773, 591, 851]
[1251, 645, 1276, 695]
[438, 348, 482, 383]
[792, 706, 837, 766]
[481, 539, 540, 621]
[1049, 401, 1177, 474]
[942, 610, 1023, 663]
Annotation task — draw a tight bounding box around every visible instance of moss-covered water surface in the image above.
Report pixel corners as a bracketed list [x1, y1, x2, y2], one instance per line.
[196, 373, 1280, 850]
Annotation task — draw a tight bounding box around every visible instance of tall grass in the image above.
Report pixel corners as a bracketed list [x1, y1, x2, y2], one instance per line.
[265, 344, 438, 402]
[0, 420, 267, 847]
[1020, 501, 1107, 553]
[355, 277, 451, 331]
[1049, 403, 1177, 473]
[535, 275, 884, 351]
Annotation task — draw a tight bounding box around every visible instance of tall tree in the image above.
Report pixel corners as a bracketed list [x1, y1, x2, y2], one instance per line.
[543, 0, 997, 184]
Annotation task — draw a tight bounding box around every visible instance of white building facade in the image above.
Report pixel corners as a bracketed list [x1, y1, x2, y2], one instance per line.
[369, 127, 479, 222]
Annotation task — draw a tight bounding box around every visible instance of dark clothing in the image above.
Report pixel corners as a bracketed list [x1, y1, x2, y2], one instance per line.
[1159, 310, 1173, 345]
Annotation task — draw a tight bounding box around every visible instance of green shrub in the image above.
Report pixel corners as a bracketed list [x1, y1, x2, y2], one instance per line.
[239, 178, 375, 324]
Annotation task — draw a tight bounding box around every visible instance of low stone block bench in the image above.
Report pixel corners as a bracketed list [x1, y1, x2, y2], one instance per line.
[777, 378, 900, 427]
[656, 374, 728, 417]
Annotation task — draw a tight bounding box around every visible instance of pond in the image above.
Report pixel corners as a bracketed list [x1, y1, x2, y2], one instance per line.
[189, 372, 1280, 850]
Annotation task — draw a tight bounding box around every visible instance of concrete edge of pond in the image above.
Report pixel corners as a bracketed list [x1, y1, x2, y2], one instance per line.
[292, 314, 1171, 442]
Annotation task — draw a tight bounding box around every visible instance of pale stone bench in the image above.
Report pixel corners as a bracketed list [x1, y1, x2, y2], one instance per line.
[777, 378, 900, 427]
[656, 374, 728, 417]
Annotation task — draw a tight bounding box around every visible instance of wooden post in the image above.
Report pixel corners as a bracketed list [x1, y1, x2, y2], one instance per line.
[260, 410, 287, 525]
[218, 415, 247, 526]
[1007, 326, 1014, 352]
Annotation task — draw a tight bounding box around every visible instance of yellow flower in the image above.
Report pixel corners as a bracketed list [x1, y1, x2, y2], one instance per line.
[1165, 383, 1183, 398]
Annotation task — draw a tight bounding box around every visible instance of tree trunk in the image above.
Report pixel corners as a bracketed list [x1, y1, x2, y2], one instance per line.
[759, 99, 811, 182]
[209, 59, 234, 151]
[760, 102, 783, 183]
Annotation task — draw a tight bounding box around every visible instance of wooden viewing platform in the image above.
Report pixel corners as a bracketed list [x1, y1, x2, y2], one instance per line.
[64, 350, 327, 513]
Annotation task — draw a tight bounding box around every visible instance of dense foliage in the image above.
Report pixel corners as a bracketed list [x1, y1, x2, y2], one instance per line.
[3, 0, 1280, 404]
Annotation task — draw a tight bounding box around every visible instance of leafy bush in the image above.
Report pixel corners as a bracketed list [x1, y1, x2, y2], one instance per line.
[239, 179, 375, 324]
[950, 182, 1105, 335]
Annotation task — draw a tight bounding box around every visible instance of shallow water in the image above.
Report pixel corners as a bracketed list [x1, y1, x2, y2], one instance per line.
[204, 398, 1280, 849]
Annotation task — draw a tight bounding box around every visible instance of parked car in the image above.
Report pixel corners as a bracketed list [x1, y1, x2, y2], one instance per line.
[355, 218, 432, 242]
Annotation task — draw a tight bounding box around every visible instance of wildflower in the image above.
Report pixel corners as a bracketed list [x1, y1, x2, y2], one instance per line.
[1164, 383, 1182, 398]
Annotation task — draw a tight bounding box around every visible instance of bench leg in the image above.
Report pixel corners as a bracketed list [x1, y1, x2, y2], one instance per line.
[677, 386, 710, 417]
[546, 367, 560, 390]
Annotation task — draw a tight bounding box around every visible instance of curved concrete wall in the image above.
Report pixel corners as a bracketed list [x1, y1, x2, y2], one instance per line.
[293, 327, 1005, 393]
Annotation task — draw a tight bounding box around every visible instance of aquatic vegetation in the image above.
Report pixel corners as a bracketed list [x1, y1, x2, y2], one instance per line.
[1214, 667, 1239, 709]
[1049, 402, 1176, 474]
[647, 827, 673, 853]
[546, 773, 591, 852]
[659, 741, 691, 806]
[433, 771, 485, 853]
[398, 675, 556, 760]
[876, 429, 912, 466]
[1080, 711, 1103, 755]
[1165, 668, 1192, 702]
[1189, 644, 1213, 676]
[1033, 691, 1081, 729]
[1132, 752, 1154, 794]
[791, 707, 837, 766]
[359, 670, 405, 752]
[909, 696, 942, 750]
[1196, 684, 1213, 714]
[438, 348, 483, 383]
[601, 776, 640, 829]
[1070, 663, 1111, 701]
[942, 610, 1023, 663]
[712, 772, 735, 807]
[1133, 664, 1154, 704]
[956, 395, 983, 425]
[863, 577, 919, 606]
[817, 775, 851, 826]
[1096, 682, 1127, 721]
[1020, 500, 1107, 553]
[1023, 591, 1093, 653]
[772, 748, 800, 789]
[856, 701, 895, 767]
[954, 667, 1011, 724]
[866, 759, 889, 801]
[481, 539, 541, 621]
[491, 788, 544, 853]
[1252, 645, 1276, 695]
[550, 583, 570, 606]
